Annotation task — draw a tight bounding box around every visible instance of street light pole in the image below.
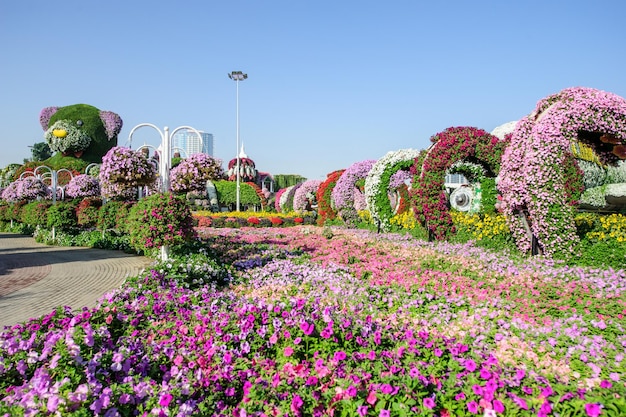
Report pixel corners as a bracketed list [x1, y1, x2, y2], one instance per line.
[229, 70, 247, 211]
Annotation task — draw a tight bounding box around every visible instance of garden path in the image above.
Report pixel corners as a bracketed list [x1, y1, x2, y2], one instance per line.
[0, 232, 152, 328]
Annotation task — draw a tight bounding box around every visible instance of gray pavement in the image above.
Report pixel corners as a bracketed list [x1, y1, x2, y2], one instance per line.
[0, 232, 152, 328]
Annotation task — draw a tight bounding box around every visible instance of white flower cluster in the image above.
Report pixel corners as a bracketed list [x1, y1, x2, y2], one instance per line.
[279, 185, 295, 212]
[364, 148, 421, 231]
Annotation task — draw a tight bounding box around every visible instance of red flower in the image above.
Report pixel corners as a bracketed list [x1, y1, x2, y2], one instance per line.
[247, 216, 260, 225]
[294, 217, 304, 224]
[270, 217, 283, 225]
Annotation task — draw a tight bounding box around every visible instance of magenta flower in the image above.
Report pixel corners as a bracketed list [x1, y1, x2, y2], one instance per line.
[300, 321, 314, 335]
[290, 394, 304, 414]
[423, 397, 435, 409]
[467, 401, 479, 414]
[585, 403, 602, 417]
[159, 393, 173, 407]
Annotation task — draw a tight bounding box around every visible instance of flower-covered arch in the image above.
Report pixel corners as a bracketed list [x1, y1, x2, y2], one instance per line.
[364, 149, 421, 232]
[331, 160, 376, 227]
[316, 170, 345, 225]
[293, 179, 322, 211]
[414, 127, 507, 240]
[498, 87, 626, 258]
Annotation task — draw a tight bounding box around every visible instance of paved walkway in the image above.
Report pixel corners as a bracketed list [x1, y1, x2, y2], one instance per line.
[0, 232, 153, 329]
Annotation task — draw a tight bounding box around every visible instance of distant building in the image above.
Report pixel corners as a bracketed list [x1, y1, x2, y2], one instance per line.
[171, 129, 214, 157]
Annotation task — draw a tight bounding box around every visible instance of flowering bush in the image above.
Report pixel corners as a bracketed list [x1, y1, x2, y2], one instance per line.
[65, 174, 100, 199]
[498, 87, 626, 258]
[293, 179, 322, 211]
[170, 153, 224, 193]
[76, 197, 102, 228]
[0, 181, 20, 203]
[332, 160, 376, 227]
[20, 201, 52, 227]
[316, 170, 345, 225]
[414, 127, 507, 240]
[99, 147, 157, 200]
[365, 149, 420, 232]
[128, 192, 196, 254]
[15, 176, 50, 202]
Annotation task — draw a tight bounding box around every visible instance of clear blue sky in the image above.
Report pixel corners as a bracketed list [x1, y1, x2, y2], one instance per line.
[1, 0, 625, 180]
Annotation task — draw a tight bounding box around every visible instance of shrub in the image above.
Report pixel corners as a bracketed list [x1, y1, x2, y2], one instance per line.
[76, 197, 103, 228]
[97, 201, 133, 233]
[20, 201, 52, 227]
[46, 201, 79, 231]
[127, 192, 196, 254]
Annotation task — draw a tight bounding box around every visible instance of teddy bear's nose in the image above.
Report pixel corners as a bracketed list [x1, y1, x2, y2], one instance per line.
[52, 129, 68, 138]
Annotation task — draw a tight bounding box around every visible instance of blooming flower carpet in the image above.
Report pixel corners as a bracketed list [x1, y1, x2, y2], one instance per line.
[1, 227, 625, 416]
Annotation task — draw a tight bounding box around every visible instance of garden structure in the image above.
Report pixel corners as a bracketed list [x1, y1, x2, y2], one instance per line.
[498, 87, 626, 258]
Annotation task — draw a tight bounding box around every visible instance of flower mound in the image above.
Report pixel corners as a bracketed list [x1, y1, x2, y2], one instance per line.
[65, 174, 100, 199]
[415, 127, 506, 240]
[128, 192, 196, 252]
[365, 149, 420, 232]
[99, 147, 157, 200]
[498, 87, 626, 258]
[331, 160, 376, 227]
[170, 153, 224, 193]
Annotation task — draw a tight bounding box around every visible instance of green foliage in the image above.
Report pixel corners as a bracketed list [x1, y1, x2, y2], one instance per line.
[128, 192, 196, 253]
[76, 197, 102, 228]
[20, 201, 52, 227]
[479, 178, 497, 214]
[97, 201, 133, 233]
[30, 142, 52, 162]
[214, 180, 261, 207]
[273, 174, 307, 190]
[46, 201, 79, 231]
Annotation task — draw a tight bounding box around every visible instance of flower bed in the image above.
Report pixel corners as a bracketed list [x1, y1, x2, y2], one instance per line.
[2, 226, 625, 416]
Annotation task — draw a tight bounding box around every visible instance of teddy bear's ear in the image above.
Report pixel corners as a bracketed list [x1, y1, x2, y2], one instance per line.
[39, 107, 59, 130]
[100, 111, 123, 140]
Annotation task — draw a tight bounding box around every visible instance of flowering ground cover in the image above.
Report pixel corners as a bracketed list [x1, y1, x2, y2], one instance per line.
[2, 227, 626, 416]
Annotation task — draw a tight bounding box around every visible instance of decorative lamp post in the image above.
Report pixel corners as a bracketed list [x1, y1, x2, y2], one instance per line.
[127, 124, 203, 261]
[228, 70, 247, 211]
[127, 124, 204, 193]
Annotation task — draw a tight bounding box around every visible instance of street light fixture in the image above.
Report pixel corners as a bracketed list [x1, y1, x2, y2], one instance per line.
[229, 70, 247, 211]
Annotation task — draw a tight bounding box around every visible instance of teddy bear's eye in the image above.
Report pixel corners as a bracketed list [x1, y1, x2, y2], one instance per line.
[76, 120, 83, 127]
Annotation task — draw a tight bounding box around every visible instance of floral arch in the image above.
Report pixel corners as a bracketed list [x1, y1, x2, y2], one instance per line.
[316, 170, 345, 225]
[293, 179, 322, 211]
[498, 87, 626, 258]
[364, 149, 421, 232]
[331, 160, 376, 227]
[414, 127, 507, 240]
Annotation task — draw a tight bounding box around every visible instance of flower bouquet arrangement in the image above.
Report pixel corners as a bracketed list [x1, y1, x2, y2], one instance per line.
[99, 147, 157, 199]
[65, 174, 100, 199]
[170, 153, 224, 193]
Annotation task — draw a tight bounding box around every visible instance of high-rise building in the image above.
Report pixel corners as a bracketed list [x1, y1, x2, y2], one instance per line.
[171, 129, 214, 157]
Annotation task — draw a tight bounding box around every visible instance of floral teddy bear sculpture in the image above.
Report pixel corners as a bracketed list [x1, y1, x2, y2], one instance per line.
[39, 104, 123, 163]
